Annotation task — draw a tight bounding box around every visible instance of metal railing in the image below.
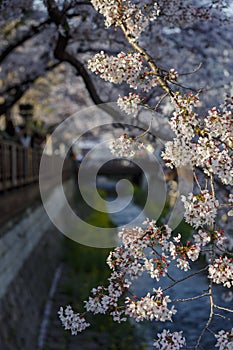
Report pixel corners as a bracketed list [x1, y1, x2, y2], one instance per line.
[0, 140, 71, 192]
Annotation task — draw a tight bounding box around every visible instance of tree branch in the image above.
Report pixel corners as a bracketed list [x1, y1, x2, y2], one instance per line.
[0, 19, 51, 63]
[0, 62, 59, 115]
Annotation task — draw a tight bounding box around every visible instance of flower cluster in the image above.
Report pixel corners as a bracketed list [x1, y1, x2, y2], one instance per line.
[122, 3, 150, 39]
[109, 223, 171, 282]
[169, 238, 200, 271]
[90, 0, 120, 28]
[59, 217, 233, 347]
[181, 190, 219, 229]
[59, 220, 184, 334]
[90, 0, 160, 38]
[162, 93, 233, 185]
[58, 306, 90, 334]
[117, 93, 142, 116]
[215, 328, 233, 350]
[161, 137, 193, 168]
[170, 93, 200, 140]
[88, 51, 144, 87]
[167, 69, 179, 82]
[195, 137, 233, 185]
[209, 256, 233, 288]
[83, 274, 128, 323]
[59, 1, 233, 347]
[204, 106, 233, 147]
[153, 329, 186, 350]
[193, 229, 212, 246]
[119, 219, 172, 252]
[125, 289, 176, 322]
[109, 133, 144, 158]
[88, 51, 159, 91]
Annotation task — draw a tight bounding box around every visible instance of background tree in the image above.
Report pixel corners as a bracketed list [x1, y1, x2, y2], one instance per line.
[1, 0, 233, 134]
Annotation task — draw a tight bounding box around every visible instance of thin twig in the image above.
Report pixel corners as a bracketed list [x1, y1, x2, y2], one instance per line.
[179, 62, 203, 76]
[135, 118, 153, 139]
[193, 170, 202, 192]
[195, 282, 214, 349]
[214, 304, 233, 313]
[169, 80, 202, 93]
[172, 293, 210, 303]
[206, 327, 216, 336]
[215, 247, 233, 257]
[163, 266, 209, 292]
[154, 92, 169, 111]
[209, 173, 215, 198]
[214, 313, 227, 320]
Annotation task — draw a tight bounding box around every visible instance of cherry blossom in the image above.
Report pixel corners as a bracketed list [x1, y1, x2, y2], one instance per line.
[195, 137, 233, 185]
[117, 93, 142, 116]
[181, 190, 219, 229]
[215, 329, 233, 350]
[208, 256, 233, 288]
[58, 306, 90, 334]
[161, 137, 193, 168]
[169, 239, 200, 271]
[170, 93, 200, 140]
[88, 50, 160, 91]
[176, 258, 190, 272]
[193, 229, 212, 247]
[109, 133, 144, 158]
[153, 329, 186, 350]
[167, 69, 178, 82]
[88, 51, 144, 88]
[90, 0, 160, 38]
[90, 0, 120, 28]
[57, 1, 233, 348]
[125, 290, 176, 322]
[204, 103, 233, 147]
[161, 93, 233, 185]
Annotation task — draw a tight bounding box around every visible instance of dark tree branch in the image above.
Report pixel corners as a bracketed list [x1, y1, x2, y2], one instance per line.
[44, 0, 172, 135]
[0, 19, 51, 63]
[0, 62, 59, 115]
[45, 0, 122, 120]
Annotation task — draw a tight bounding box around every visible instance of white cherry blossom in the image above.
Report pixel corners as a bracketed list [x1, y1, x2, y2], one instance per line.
[209, 256, 233, 288]
[181, 190, 219, 229]
[215, 329, 233, 350]
[125, 290, 176, 322]
[109, 133, 144, 158]
[58, 306, 90, 334]
[90, 0, 160, 38]
[88, 51, 144, 88]
[153, 329, 186, 350]
[161, 138, 193, 168]
[117, 93, 142, 116]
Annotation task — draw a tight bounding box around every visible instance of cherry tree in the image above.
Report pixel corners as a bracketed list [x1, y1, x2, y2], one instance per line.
[1, 0, 233, 127]
[57, 1, 233, 349]
[1, 1, 232, 347]
[0, 0, 110, 119]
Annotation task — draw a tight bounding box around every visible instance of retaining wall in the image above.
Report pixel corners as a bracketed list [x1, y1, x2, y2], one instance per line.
[0, 179, 74, 350]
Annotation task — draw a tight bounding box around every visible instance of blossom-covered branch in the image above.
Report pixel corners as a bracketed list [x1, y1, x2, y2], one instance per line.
[59, 1, 233, 349]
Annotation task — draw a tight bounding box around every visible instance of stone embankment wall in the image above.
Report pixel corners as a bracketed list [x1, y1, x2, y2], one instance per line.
[0, 180, 74, 350]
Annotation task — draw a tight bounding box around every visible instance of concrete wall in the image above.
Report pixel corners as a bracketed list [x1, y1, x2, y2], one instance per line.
[0, 179, 74, 350]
